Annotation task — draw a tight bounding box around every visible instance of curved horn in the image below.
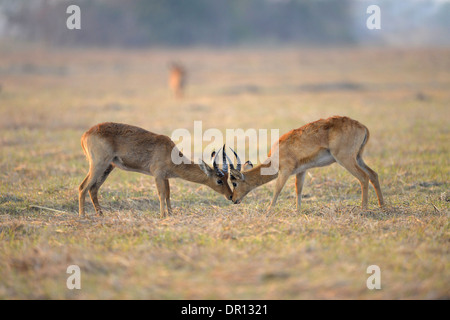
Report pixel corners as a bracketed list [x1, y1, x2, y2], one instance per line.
[222, 144, 229, 173]
[225, 153, 235, 170]
[229, 147, 242, 171]
[213, 146, 224, 176]
[212, 147, 220, 170]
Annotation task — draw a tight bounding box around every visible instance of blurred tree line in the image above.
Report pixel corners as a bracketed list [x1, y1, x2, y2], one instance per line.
[2, 0, 449, 47]
[1, 0, 355, 47]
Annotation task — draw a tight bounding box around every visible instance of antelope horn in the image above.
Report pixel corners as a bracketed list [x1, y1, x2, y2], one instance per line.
[229, 147, 242, 171]
[212, 146, 224, 176]
[222, 144, 229, 173]
[225, 153, 235, 170]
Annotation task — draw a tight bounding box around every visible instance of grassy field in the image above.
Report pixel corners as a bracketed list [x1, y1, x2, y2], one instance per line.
[0, 44, 449, 299]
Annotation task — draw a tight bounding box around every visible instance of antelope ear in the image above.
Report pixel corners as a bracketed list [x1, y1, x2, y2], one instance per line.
[230, 169, 244, 181]
[243, 160, 253, 171]
[198, 159, 213, 177]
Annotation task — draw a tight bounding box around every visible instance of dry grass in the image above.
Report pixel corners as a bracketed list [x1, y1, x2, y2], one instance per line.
[0, 44, 449, 299]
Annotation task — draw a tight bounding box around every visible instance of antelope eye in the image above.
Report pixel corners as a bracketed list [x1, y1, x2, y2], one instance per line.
[217, 180, 223, 185]
[232, 182, 237, 187]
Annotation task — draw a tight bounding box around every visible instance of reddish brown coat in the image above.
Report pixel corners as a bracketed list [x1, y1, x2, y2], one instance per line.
[79, 122, 232, 218]
[230, 116, 384, 211]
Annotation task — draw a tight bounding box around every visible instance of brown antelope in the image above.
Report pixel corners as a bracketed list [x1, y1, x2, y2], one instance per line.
[168, 62, 186, 99]
[229, 116, 385, 212]
[78, 122, 233, 218]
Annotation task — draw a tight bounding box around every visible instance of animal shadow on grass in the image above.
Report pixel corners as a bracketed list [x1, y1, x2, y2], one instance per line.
[304, 199, 406, 221]
[0, 194, 24, 205]
[0, 194, 25, 215]
[78, 195, 160, 217]
[75, 193, 230, 218]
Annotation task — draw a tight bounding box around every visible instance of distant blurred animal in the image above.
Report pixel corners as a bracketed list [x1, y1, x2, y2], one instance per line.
[168, 62, 187, 99]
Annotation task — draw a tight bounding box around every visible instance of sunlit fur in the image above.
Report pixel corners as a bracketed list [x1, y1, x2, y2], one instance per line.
[79, 122, 232, 218]
[230, 116, 385, 211]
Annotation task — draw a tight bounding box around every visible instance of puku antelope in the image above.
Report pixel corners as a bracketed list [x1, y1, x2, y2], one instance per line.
[229, 116, 385, 211]
[168, 62, 186, 99]
[78, 122, 233, 218]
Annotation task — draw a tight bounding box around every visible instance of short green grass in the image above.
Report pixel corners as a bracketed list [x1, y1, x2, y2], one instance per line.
[0, 45, 448, 299]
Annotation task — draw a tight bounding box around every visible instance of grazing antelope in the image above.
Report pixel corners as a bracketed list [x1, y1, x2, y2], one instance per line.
[229, 116, 385, 212]
[78, 122, 232, 218]
[168, 62, 186, 99]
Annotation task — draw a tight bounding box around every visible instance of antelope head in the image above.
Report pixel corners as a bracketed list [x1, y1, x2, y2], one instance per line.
[227, 148, 254, 204]
[199, 145, 233, 201]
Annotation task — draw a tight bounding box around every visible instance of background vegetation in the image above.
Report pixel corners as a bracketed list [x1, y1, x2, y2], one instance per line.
[1, 0, 449, 47]
[0, 44, 448, 299]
